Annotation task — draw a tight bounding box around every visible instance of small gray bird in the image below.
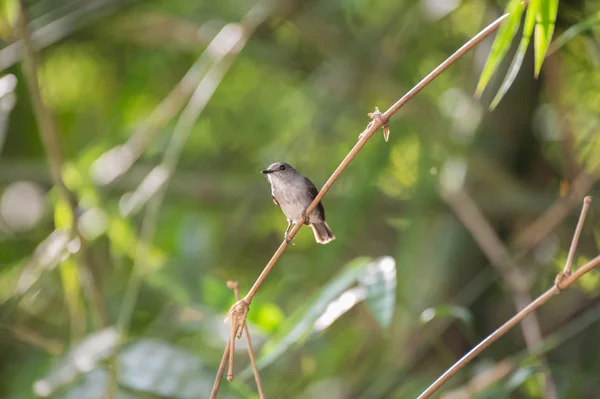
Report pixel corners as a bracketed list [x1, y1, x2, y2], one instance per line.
[262, 162, 335, 244]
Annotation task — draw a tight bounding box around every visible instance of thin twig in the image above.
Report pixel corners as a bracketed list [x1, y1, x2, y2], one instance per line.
[418, 198, 597, 399]
[228, 281, 265, 397]
[225, 13, 511, 337]
[210, 338, 231, 399]
[16, 0, 107, 329]
[227, 316, 236, 382]
[562, 196, 592, 277]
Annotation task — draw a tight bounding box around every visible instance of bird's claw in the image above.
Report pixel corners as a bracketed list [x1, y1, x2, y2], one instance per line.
[285, 234, 295, 246]
[301, 210, 311, 225]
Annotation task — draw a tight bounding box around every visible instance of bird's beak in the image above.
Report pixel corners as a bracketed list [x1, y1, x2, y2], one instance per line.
[261, 169, 273, 174]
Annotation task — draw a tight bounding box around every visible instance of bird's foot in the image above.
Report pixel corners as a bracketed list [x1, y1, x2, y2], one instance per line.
[301, 210, 311, 225]
[285, 233, 295, 246]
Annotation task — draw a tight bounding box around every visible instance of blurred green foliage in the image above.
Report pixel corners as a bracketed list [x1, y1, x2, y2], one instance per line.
[1, 0, 600, 398]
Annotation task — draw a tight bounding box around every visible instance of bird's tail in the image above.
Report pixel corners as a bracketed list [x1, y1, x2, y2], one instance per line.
[311, 222, 335, 244]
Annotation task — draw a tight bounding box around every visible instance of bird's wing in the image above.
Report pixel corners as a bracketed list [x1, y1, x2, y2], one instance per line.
[304, 177, 325, 221]
[271, 195, 280, 207]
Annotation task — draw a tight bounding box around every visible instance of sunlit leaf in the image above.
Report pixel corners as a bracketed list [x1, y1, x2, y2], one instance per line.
[359, 256, 397, 329]
[548, 10, 600, 56]
[475, 0, 525, 97]
[490, 0, 540, 109]
[534, 0, 559, 76]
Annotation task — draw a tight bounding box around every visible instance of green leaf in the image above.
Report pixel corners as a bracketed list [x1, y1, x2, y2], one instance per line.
[475, 0, 525, 97]
[490, 0, 541, 109]
[359, 256, 397, 329]
[534, 0, 559, 76]
[548, 10, 600, 56]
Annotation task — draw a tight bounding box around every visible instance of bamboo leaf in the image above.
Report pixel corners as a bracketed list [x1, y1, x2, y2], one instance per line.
[490, 0, 541, 109]
[475, 0, 525, 97]
[534, 0, 559, 76]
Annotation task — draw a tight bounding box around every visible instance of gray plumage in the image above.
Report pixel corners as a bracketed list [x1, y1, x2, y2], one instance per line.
[261, 162, 335, 244]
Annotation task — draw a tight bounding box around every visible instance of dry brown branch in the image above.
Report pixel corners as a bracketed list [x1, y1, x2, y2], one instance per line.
[210, 281, 265, 398]
[418, 197, 597, 399]
[210, 338, 231, 399]
[444, 189, 557, 398]
[223, 11, 510, 342]
[16, 0, 107, 329]
[561, 196, 592, 278]
[228, 281, 265, 397]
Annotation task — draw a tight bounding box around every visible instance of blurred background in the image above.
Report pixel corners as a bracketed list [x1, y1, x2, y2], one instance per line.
[1, 0, 600, 398]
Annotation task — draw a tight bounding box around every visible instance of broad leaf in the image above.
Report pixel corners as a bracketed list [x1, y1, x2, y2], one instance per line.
[360, 256, 397, 329]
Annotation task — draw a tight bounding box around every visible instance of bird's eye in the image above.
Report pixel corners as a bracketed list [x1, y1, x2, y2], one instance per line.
[279, 165, 286, 171]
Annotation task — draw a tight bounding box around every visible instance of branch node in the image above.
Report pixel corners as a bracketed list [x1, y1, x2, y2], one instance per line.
[553, 271, 570, 292]
[225, 299, 250, 338]
[359, 107, 390, 142]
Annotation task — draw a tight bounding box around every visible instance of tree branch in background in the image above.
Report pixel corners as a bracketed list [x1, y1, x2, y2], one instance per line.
[444, 189, 557, 399]
[418, 197, 598, 399]
[16, 0, 107, 330]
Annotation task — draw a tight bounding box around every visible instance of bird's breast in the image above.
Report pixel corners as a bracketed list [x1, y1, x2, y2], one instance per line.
[272, 184, 320, 223]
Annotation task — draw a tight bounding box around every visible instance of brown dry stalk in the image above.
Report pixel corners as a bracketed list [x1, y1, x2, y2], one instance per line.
[229, 281, 265, 397]
[224, 11, 511, 342]
[418, 197, 597, 399]
[210, 282, 265, 398]
[210, 338, 231, 399]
